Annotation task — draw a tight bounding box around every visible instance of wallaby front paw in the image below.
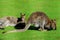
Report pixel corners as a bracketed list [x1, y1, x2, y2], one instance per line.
[38, 28, 47, 31]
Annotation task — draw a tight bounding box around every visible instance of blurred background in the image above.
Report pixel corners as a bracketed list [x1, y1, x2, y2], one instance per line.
[0, 0, 60, 40]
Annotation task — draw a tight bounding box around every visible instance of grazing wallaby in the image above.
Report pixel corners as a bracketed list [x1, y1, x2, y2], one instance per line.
[5, 12, 56, 33]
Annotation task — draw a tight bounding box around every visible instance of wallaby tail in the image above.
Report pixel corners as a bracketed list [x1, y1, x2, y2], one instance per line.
[4, 29, 26, 34]
[4, 23, 31, 34]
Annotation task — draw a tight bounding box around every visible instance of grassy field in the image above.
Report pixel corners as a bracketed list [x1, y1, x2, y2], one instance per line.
[0, 0, 60, 40]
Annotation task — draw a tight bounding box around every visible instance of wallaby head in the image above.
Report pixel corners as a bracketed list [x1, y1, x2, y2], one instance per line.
[50, 19, 56, 30]
[17, 13, 25, 23]
[44, 19, 56, 30]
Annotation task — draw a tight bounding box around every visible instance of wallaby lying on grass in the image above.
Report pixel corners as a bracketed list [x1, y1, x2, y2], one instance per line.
[0, 16, 17, 30]
[5, 12, 56, 33]
[0, 13, 25, 30]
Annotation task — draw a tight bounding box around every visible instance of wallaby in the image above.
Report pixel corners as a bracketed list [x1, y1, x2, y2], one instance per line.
[0, 16, 17, 29]
[5, 12, 56, 33]
[0, 13, 25, 30]
[2, 13, 26, 33]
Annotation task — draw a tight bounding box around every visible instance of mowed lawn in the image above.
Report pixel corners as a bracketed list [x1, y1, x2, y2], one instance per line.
[0, 0, 60, 40]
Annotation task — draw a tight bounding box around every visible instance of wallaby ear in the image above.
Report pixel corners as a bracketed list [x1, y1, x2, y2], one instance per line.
[53, 19, 56, 23]
[20, 13, 25, 16]
[54, 19, 56, 21]
[20, 13, 22, 16]
[51, 19, 56, 23]
[23, 14, 25, 16]
[22, 14, 25, 16]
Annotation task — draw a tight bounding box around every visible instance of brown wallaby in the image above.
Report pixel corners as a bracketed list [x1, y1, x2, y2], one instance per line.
[5, 12, 56, 33]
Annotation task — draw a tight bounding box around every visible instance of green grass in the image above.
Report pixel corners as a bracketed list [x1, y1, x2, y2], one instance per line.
[0, 0, 60, 40]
